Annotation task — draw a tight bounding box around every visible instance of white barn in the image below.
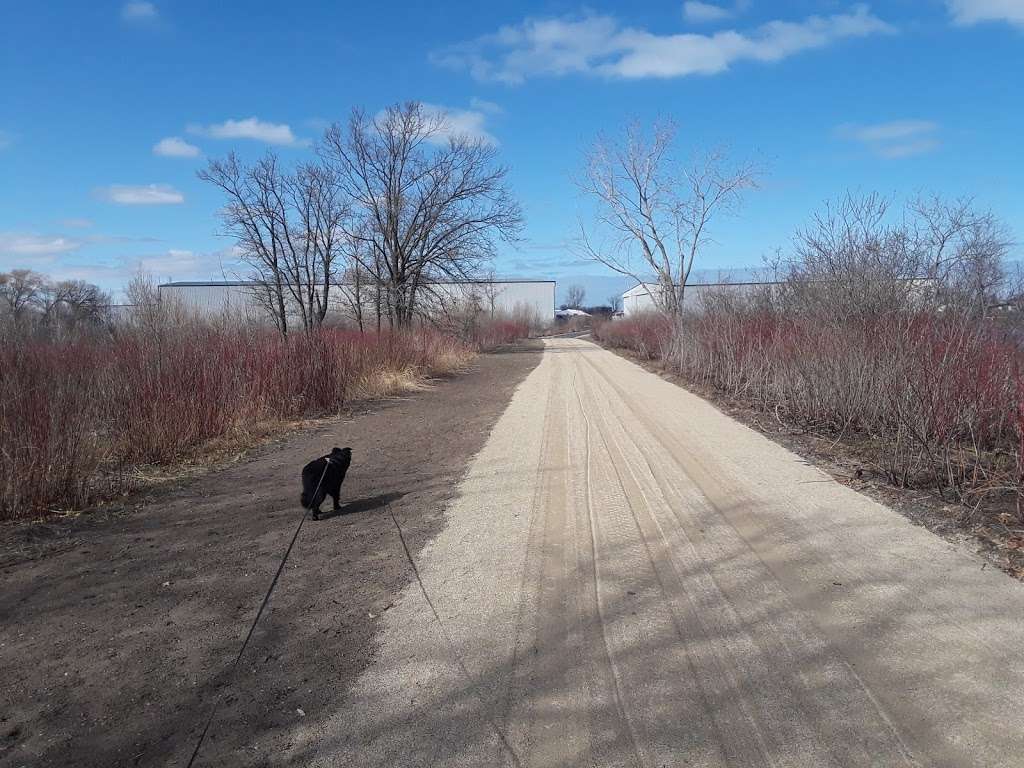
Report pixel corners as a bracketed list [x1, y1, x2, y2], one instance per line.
[622, 281, 776, 315]
[158, 279, 556, 324]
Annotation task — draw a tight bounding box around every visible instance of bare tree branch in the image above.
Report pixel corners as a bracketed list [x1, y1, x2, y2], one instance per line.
[575, 120, 759, 317]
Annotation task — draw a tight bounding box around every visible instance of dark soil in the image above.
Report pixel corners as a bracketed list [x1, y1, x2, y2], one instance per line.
[596, 340, 1024, 582]
[0, 343, 543, 768]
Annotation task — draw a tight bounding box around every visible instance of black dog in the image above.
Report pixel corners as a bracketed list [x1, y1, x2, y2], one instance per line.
[300, 447, 352, 519]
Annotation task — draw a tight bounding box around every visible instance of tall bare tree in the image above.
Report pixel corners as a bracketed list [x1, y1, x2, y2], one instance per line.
[576, 120, 759, 317]
[320, 102, 523, 327]
[564, 284, 586, 309]
[198, 152, 348, 335]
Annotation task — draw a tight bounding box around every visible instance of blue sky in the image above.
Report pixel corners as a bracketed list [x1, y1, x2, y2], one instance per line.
[1, 1, 1022, 303]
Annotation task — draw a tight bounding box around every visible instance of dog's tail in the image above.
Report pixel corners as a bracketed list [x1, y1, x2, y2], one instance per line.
[300, 491, 311, 508]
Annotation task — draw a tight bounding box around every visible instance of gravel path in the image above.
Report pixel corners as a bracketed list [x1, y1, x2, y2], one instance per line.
[306, 336, 1024, 768]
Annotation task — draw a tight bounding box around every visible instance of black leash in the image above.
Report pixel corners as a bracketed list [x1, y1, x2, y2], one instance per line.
[388, 505, 523, 768]
[184, 461, 332, 767]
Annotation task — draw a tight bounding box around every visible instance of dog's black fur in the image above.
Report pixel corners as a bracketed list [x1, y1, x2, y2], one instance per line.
[300, 447, 352, 519]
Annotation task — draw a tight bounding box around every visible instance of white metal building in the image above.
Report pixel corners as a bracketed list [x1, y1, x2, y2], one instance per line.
[158, 279, 556, 324]
[622, 281, 776, 315]
[622, 283, 662, 315]
[622, 278, 938, 315]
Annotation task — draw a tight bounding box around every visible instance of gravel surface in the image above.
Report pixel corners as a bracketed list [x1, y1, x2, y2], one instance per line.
[305, 337, 1024, 768]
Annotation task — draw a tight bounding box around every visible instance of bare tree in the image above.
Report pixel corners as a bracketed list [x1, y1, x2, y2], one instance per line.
[607, 293, 623, 313]
[125, 271, 192, 334]
[0, 270, 110, 338]
[198, 152, 348, 335]
[564, 284, 586, 309]
[47, 280, 110, 337]
[576, 120, 759, 317]
[0, 269, 46, 330]
[910, 194, 1012, 316]
[785, 192, 919, 318]
[783, 192, 1014, 319]
[320, 102, 523, 327]
[478, 268, 506, 317]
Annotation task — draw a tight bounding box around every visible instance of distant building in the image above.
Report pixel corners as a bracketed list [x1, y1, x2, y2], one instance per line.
[622, 281, 776, 315]
[158, 279, 556, 324]
[622, 277, 940, 316]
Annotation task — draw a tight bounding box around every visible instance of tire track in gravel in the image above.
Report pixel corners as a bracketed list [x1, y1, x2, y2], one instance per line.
[307, 336, 1024, 768]
[573, 348, 917, 767]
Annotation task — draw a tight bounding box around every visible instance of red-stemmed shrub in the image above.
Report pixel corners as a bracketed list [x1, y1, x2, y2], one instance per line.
[0, 324, 472, 520]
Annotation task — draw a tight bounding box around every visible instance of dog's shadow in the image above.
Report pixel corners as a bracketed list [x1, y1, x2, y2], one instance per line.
[315, 491, 406, 521]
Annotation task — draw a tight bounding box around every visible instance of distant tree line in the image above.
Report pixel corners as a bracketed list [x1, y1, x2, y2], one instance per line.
[0, 269, 111, 340]
[199, 101, 523, 336]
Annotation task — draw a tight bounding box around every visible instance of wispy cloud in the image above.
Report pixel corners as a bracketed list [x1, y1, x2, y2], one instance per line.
[420, 103, 499, 145]
[134, 249, 205, 276]
[469, 97, 504, 115]
[60, 218, 94, 229]
[188, 117, 307, 146]
[836, 119, 940, 158]
[98, 184, 185, 205]
[0, 233, 83, 258]
[75, 248, 237, 284]
[947, 0, 1024, 28]
[1, 242, 238, 290]
[432, 4, 894, 83]
[683, 2, 734, 24]
[121, 2, 158, 22]
[153, 136, 200, 157]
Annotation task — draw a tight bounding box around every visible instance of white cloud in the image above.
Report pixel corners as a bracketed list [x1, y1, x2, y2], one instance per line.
[422, 103, 499, 145]
[469, 97, 504, 115]
[876, 139, 941, 158]
[135, 249, 203, 276]
[683, 2, 733, 24]
[188, 117, 306, 146]
[121, 2, 157, 22]
[119, 248, 239, 282]
[99, 184, 185, 205]
[153, 136, 200, 157]
[947, 0, 1024, 27]
[837, 119, 940, 158]
[432, 4, 894, 83]
[3, 247, 239, 290]
[0, 233, 83, 258]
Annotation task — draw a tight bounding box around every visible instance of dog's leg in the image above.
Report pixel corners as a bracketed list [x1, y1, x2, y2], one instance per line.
[331, 491, 341, 511]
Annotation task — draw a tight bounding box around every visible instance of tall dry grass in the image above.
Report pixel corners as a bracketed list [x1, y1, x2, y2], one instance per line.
[594, 307, 1024, 518]
[0, 323, 473, 520]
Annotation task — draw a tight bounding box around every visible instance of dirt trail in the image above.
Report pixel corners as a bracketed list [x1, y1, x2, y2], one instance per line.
[304, 336, 1024, 767]
[0, 344, 543, 768]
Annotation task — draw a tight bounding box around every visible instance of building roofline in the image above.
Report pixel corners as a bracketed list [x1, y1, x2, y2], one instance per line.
[159, 279, 556, 288]
[624, 276, 937, 294]
[624, 280, 783, 293]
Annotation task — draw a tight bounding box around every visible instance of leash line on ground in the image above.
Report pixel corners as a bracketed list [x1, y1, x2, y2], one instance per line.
[184, 461, 332, 767]
[387, 503, 524, 768]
